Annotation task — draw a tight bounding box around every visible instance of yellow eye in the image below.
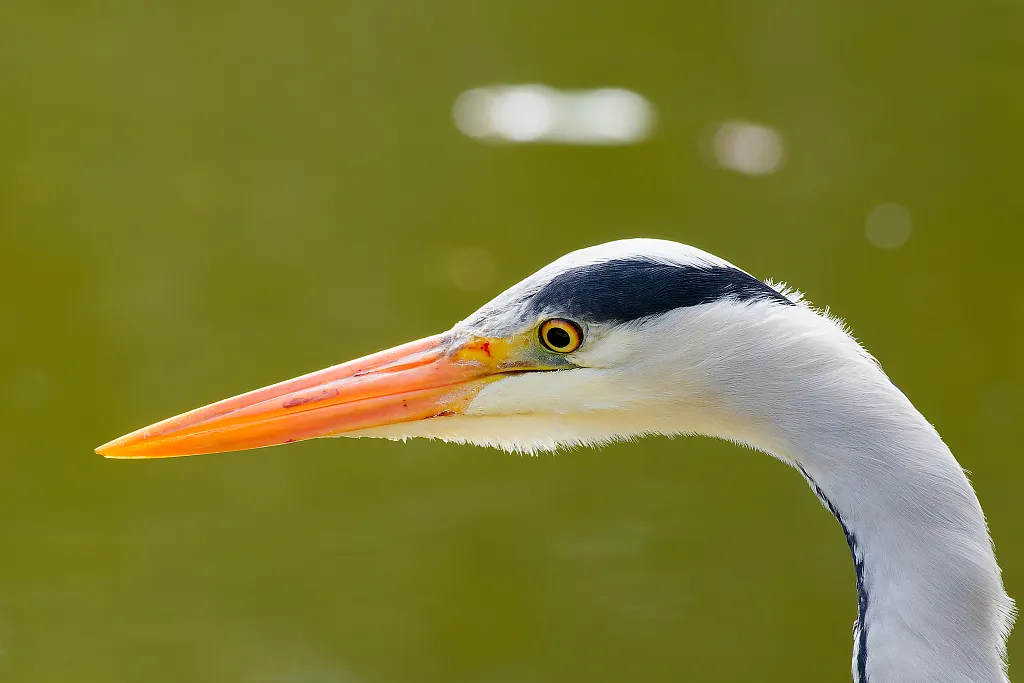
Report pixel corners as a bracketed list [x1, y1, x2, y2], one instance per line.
[539, 319, 583, 353]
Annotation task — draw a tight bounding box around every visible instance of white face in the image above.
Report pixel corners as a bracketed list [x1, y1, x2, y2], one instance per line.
[345, 306, 742, 453]
[340, 238, 793, 453]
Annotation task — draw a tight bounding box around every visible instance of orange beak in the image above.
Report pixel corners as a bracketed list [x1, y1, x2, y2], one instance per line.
[95, 334, 508, 459]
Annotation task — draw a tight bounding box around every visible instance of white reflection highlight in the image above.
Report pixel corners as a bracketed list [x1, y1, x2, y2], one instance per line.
[865, 203, 912, 250]
[453, 85, 654, 145]
[705, 120, 785, 175]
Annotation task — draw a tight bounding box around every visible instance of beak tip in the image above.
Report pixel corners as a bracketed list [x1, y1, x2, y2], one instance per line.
[96, 436, 134, 459]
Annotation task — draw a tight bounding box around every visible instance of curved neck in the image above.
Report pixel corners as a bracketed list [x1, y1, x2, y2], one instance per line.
[774, 404, 1011, 683]
[698, 307, 1015, 683]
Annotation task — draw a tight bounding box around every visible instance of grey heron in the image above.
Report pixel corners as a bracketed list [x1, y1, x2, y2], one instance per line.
[97, 238, 1014, 683]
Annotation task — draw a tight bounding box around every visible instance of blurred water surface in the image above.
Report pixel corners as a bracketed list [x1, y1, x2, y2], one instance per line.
[1, 0, 1023, 681]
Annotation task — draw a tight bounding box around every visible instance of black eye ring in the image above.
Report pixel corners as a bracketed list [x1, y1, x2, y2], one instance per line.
[539, 319, 584, 353]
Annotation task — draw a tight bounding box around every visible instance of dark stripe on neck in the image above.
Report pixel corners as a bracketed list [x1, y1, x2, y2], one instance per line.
[527, 259, 793, 324]
[797, 465, 869, 683]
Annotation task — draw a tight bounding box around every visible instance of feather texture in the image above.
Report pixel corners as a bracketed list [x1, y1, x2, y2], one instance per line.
[349, 239, 1014, 682]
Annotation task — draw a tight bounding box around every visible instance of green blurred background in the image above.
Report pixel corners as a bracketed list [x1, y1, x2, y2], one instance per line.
[1, 0, 1022, 681]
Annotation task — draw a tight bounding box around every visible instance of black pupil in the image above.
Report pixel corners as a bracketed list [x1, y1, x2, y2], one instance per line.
[546, 326, 572, 349]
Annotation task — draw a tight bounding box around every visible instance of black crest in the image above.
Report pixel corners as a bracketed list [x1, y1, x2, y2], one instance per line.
[527, 258, 793, 324]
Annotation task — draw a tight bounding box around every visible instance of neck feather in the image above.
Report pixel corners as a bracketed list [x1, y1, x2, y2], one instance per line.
[351, 301, 1015, 681]
[694, 303, 1014, 683]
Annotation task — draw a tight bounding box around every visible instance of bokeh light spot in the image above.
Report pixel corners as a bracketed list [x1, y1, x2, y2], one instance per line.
[447, 246, 496, 292]
[453, 85, 654, 145]
[705, 120, 786, 175]
[865, 203, 912, 250]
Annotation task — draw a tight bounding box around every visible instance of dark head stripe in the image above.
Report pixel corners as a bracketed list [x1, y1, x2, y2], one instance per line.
[527, 258, 793, 323]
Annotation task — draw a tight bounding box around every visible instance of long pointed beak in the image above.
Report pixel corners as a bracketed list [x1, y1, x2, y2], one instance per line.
[96, 334, 505, 459]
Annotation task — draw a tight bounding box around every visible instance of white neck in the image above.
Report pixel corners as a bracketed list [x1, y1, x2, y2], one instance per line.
[686, 304, 1015, 683]
[353, 301, 1015, 681]
[764, 381, 1011, 682]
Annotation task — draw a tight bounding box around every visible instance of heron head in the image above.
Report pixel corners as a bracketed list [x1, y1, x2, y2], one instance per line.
[96, 239, 796, 458]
